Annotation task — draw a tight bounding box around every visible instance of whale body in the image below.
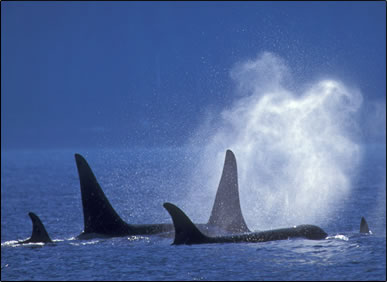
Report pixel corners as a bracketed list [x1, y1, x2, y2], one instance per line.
[75, 150, 250, 239]
[163, 202, 327, 245]
[18, 212, 52, 244]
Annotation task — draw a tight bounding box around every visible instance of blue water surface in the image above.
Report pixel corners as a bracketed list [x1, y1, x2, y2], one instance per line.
[1, 146, 386, 281]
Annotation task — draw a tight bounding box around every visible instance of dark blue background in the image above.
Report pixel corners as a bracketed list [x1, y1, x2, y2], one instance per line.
[2, 2, 386, 149]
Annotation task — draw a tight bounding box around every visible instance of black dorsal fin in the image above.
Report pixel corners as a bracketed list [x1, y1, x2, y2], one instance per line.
[163, 203, 208, 245]
[360, 217, 370, 233]
[27, 212, 52, 243]
[207, 150, 250, 233]
[74, 154, 131, 236]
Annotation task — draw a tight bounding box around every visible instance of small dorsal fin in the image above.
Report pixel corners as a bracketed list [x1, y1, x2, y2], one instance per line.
[74, 154, 131, 236]
[360, 217, 370, 233]
[27, 212, 52, 243]
[163, 203, 208, 245]
[207, 150, 250, 233]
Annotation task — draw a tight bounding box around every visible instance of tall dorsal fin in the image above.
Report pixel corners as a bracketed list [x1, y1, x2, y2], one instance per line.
[27, 212, 52, 243]
[74, 154, 131, 235]
[163, 203, 208, 245]
[207, 150, 250, 233]
[360, 217, 370, 233]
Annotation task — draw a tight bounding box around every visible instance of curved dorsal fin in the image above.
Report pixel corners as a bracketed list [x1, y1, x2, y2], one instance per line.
[360, 217, 370, 233]
[207, 150, 250, 233]
[27, 212, 52, 243]
[74, 154, 131, 235]
[163, 202, 208, 245]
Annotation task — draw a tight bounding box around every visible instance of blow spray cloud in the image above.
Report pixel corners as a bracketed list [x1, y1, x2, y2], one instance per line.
[187, 52, 363, 229]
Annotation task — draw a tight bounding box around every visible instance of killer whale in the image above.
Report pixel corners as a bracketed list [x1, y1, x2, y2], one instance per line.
[75, 150, 250, 239]
[208, 150, 249, 233]
[18, 212, 52, 244]
[360, 217, 370, 234]
[163, 202, 327, 245]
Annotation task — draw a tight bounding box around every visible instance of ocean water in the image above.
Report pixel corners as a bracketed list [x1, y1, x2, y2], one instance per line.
[1, 146, 386, 281]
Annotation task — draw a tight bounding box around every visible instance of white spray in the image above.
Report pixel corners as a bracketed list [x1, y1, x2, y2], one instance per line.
[185, 52, 363, 230]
